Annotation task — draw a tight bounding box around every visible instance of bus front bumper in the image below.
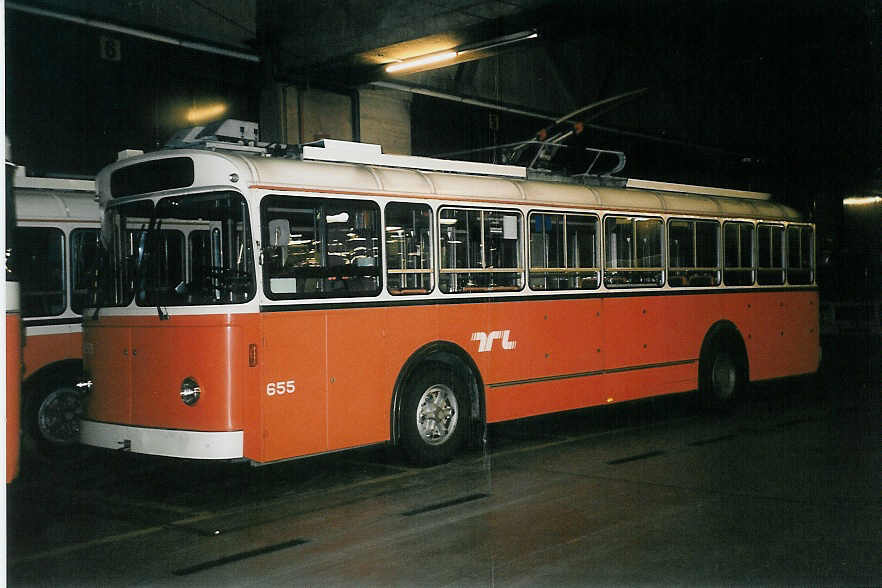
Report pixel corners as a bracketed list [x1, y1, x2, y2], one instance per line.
[80, 419, 243, 460]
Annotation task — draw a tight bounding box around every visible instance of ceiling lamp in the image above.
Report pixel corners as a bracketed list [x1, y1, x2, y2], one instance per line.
[385, 29, 538, 75]
[843, 196, 881, 206]
[386, 50, 458, 73]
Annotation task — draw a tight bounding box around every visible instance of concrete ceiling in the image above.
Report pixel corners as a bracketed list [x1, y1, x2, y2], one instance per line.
[9, 0, 258, 49]
[257, 1, 557, 78]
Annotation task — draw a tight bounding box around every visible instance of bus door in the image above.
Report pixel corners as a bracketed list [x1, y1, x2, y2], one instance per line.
[260, 310, 328, 460]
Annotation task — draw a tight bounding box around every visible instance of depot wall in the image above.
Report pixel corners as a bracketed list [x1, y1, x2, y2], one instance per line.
[260, 85, 413, 155]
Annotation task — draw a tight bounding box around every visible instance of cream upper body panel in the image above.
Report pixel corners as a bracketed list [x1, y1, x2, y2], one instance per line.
[95, 146, 804, 222]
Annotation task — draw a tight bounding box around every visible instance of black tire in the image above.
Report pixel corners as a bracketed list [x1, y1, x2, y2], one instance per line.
[400, 363, 470, 466]
[24, 376, 86, 458]
[699, 341, 746, 412]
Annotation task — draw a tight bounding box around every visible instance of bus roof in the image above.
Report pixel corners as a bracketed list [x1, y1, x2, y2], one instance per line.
[97, 143, 804, 222]
[14, 169, 100, 223]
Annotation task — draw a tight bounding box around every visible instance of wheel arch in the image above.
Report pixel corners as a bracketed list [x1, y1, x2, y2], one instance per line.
[390, 341, 485, 447]
[22, 358, 84, 398]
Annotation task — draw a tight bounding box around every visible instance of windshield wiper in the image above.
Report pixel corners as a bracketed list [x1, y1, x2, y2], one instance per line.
[89, 243, 108, 321]
[152, 218, 169, 320]
[132, 208, 168, 319]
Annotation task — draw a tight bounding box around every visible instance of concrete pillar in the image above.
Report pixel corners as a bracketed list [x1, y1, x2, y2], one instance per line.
[359, 87, 412, 155]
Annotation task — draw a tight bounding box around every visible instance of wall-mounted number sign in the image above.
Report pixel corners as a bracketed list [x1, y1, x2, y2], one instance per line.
[100, 36, 121, 62]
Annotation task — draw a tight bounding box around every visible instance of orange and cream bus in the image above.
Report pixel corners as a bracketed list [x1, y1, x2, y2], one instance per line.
[13, 170, 101, 456]
[6, 158, 22, 482]
[80, 121, 819, 466]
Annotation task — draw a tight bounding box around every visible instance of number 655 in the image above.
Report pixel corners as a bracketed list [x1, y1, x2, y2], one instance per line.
[266, 380, 295, 396]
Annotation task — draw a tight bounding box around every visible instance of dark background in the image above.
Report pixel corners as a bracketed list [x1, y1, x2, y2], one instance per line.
[5, 1, 880, 299]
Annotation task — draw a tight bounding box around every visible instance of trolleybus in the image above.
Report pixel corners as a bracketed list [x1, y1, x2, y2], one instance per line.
[80, 122, 819, 466]
[13, 170, 101, 456]
[6, 158, 21, 482]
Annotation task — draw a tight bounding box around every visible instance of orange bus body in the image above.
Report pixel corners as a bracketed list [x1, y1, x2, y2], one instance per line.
[21, 330, 83, 381]
[84, 290, 818, 463]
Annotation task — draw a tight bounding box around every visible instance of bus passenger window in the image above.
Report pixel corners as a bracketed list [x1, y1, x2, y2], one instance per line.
[529, 212, 599, 290]
[757, 224, 785, 285]
[723, 222, 755, 286]
[787, 225, 814, 285]
[385, 202, 433, 295]
[70, 228, 101, 314]
[668, 219, 720, 287]
[603, 216, 664, 287]
[262, 195, 381, 299]
[439, 207, 523, 293]
[15, 227, 66, 317]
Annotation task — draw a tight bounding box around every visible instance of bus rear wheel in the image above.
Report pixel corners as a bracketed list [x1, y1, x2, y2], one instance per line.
[400, 363, 470, 466]
[700, 344, 745, 411]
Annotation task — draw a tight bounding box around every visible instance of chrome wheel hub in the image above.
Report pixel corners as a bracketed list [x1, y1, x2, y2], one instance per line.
[415, 383, 458, 446]
[38, 388, 83, 445]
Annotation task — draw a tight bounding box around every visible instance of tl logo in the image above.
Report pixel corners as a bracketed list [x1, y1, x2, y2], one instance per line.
[471, 330, 517, 353]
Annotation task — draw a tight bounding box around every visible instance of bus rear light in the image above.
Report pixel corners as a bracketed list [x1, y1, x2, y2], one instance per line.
[180, 377, 201, 406]
[249, 344, 258, 367]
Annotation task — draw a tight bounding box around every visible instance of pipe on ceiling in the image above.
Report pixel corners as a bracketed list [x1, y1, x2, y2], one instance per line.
[7, 2, 260, 63]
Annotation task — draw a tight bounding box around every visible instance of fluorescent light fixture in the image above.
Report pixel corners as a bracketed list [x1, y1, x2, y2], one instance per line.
[386, 51, 457, 73]
[843, 196, 882, 206]
[186, 102, 228, 124]
[384, 29, 538, 74]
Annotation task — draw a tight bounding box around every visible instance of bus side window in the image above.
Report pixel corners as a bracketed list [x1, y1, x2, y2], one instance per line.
[787, 225, 814, 285]
[723, 222, 755, 286]
[15, 226, 66, 317]
[261, 195, 381, 298]
[70, 228, 101, 314]
[603, 216, 664, 288]
[757, 223, 785, 285]
[668, 219, 720, 287]
[439, 207, 523, 293]
[385, 202, 433, 295]
[529, 212, 599, 290]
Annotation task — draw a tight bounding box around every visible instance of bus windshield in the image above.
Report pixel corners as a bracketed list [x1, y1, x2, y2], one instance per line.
[97, 191, 254, 307]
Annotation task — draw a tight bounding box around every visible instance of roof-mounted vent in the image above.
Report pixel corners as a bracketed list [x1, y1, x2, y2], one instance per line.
[117, 149, 144, 161]
[302, 139, 526, 178]
[165, 119, 262, 152]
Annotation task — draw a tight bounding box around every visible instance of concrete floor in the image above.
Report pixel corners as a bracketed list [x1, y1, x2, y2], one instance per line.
[6, 335, 879, 586]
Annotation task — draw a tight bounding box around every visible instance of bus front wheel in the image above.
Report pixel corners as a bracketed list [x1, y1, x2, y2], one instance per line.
[400, 363, 470, 466]
[25, 377, 85, 457]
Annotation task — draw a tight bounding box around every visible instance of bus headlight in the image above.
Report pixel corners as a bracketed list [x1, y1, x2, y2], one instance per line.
[180, 377, 201, 406]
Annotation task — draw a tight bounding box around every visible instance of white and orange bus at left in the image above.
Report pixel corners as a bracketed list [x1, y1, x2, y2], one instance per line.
[79, 121, 819, 466]
[13, 170, 101, 457]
